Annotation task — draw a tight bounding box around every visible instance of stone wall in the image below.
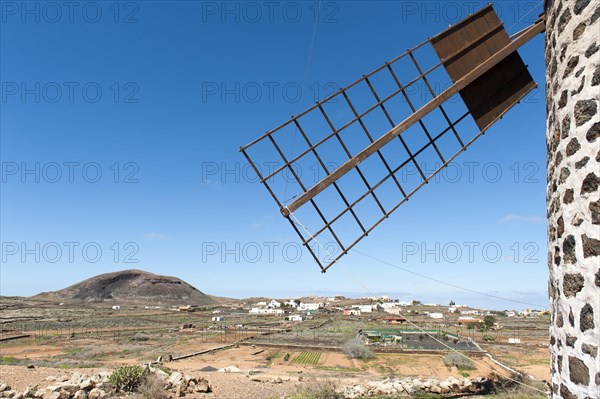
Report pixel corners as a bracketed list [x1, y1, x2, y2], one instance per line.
[545, 0, 600, 397]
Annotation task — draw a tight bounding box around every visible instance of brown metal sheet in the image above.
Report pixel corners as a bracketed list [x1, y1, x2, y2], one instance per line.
[460, 53, 536, 130]
[430, 4, 536, 130]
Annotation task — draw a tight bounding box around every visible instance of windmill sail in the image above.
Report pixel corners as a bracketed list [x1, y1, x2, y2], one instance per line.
[240, 4, 544, 272]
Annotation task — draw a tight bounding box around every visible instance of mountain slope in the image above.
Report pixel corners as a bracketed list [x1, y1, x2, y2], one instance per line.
[32, 269, 219, 305]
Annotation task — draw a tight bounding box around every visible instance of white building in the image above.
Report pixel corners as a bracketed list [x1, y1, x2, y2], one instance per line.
[381, 303, 402, 314]
[428, 312, 444, 319]
[112, 305, 121, 310]
[298, 302, 321, 311]
[519, 309, 545, 317]
[212, 316, 224, 321]
[249, 308, 284, 315]
[268, 300, 281, 308]
[457, 316, 481, 325]
[284, 300, 298, 308]
[384, 307, 403, 315]
[352, 304, 373, 313]
[287, 315, 303, 321]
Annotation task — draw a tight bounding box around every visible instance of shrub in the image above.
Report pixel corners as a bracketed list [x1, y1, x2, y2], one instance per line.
[109, 365, 146, 392]
[482, 315, 497, 330]
[490, 372, 548, 398]
[130, 333, 149, 342]
[135, 374, 168, 399]
[284, 353, 290, 361]
[444, 352, 475, 370]
[289, 379, 343, 399]
[342, 337, 374, 360]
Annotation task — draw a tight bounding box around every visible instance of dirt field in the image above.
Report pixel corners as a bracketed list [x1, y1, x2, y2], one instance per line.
[0, 298, 551, 398]
[484, 344, 550, 381]
[0, 365, 300, 399]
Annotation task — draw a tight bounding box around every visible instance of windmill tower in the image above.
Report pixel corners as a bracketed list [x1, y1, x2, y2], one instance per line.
[544, 0, 599, 397]
[241, 2, 599, 396]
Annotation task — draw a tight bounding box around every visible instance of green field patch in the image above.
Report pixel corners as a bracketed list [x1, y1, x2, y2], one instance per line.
[0, 356, 25, 366]
[527, 358, 550, 366]
[266, 351, 282, 360]
[62, 347, 86, 355]
[316, 365, 362, 373]
[290, 352, 322, 365]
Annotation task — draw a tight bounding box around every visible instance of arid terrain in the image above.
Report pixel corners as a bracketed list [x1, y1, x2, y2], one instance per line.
[1, 271, 551, 398]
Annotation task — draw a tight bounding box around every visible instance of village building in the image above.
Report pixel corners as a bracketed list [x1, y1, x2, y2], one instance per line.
[457, 316, 482, 326]
[383, 317, 407, 324]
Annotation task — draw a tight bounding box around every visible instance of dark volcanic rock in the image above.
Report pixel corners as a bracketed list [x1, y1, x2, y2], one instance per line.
[32, 269, 219, 305]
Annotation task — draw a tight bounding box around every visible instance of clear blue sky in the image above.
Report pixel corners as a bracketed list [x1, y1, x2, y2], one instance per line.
[1, 1, 548, 310]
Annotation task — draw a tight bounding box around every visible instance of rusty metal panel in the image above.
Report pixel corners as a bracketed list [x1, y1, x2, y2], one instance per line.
[430, 4, 507, 81]
[431, 4, 536, 130]
[460, 54, 536, 130]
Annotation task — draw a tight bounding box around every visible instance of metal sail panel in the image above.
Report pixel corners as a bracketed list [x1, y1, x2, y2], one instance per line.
[460, 54, 536, 130]
[240, 4, 542, 272]
[430, 5, 507, 80]
[240, 41, 470, 271]
[430, 4, 536, 130]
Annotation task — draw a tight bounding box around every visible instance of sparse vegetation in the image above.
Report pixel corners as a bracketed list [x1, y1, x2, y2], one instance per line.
[63, 347, 86, 355]
[131, 332, 150, 341]
[0, 277, 554, 399]
[342, 337, 374, 359]
[266, 351, 282, 360]
[0, 356, 24, 366]
[316, 366, 362, 373]
[490, 373, 548, 399]
[288, 379, 343, 399]
[109, 365, 147, 392]
[0, 356, 102, 368]
[443, 352, 475, 370]
[133, 374, 168, 399]
[413, 393, 443, 399]
[481, 315, 497, 331]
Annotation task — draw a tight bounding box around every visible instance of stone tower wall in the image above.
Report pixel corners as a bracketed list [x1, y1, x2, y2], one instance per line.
[545, 0, 600, 397]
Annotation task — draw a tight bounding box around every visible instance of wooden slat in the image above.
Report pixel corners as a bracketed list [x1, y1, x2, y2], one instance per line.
[430, 4, 536, 130]
[431, 5, 508, 81]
